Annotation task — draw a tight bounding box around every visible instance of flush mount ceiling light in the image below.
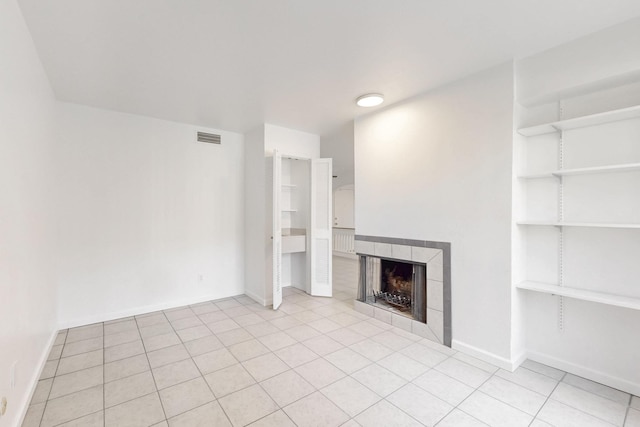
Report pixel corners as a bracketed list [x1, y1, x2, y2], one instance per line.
[356, 93, 384, 107]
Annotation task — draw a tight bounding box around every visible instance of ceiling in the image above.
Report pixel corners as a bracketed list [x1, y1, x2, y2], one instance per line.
[19, 0, 640, 136]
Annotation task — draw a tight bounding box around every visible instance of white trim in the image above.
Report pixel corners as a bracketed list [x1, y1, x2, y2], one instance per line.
[451, 339, 517, 371]
[244, 288, 269, 307]
[57, 293, 243, 329]
[333, 251, 358, 260]
[17, 329, 58, 427]
[526, 350, 640, 396]
[510, 350, 528, 372]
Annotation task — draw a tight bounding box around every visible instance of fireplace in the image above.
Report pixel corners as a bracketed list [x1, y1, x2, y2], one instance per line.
[354, 235, 451, 347]
[359, 257, 426, 323]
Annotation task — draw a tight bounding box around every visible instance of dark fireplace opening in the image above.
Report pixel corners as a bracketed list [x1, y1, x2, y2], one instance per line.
[358, 256, 426, 323]
[375, 260, 414, 311]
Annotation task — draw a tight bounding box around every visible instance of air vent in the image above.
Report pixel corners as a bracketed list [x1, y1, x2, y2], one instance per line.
[197, 132, 221, 144]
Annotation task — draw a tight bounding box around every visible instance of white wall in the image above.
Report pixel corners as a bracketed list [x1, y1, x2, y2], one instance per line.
[321, 122, 354, 189]
[517, 17, 640, 106]
[516, 20, 640, 395]
[334, 185, 355, 229]
[355, 63, 515, 365]
[55, 103, 245, 328]
[264, 124, 320, 158]
[0, 0, 58, 425]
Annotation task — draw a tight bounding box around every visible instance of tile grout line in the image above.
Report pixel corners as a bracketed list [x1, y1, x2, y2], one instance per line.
[527, 373, 565, 426]
[48, 410, 103, 427]
[546, 385, 629, 426]
[134, 314, 169, 425]
[622, 394, 633, 426]
[490, 365, 562, 397]
[330, 365, 418, 425]
[37, 330, 68, 427]
[207, 294, 343, 419]
[44, 328, 105, 427]
[161, 305, 235, 426]
[226, 316, 321, 423]
[34, 363, 104, 402]
[445, 360, 503, 427]
[193, 295, 350, 423]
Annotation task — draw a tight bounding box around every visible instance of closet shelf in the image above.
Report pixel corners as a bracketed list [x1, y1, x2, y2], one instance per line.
[516, 281, 640, 311]
[281, 209, 298, 213]
[518, 162, 640, 179]
[281, 184, 297, 189]
[517, 221, 640, 229]
[518, 104, 640, 137]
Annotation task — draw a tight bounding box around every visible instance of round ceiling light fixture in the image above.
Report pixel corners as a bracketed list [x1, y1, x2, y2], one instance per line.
[356, 93, 384, 107]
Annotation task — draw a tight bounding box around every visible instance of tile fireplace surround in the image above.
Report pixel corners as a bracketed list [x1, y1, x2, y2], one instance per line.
[354, 235, 451, 347]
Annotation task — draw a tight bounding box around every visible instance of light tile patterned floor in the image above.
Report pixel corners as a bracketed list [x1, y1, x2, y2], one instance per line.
[23, 256, 640, 426]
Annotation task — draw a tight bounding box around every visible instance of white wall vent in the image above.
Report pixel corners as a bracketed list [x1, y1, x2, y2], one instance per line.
[197, 132, 221, 144]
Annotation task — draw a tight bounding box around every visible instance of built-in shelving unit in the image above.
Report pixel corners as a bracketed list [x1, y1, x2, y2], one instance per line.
[515, 95, 640, 316]
[518, 104, 640, 136]
[516, 281, 640, 311]
[280, 177, 303, 244]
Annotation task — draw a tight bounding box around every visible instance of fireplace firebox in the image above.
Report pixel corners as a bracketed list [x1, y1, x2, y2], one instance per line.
[358, 256, 426, 323]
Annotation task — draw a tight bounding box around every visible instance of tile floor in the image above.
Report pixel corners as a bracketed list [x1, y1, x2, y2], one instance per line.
[22, 256, 640, 426]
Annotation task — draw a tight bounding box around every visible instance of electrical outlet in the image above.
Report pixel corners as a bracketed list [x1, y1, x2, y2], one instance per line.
[1, 397, 7, 416]
[198, 274, 203, 282]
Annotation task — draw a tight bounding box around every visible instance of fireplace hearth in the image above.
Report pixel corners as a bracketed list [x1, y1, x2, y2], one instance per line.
[355, 235, 451, 347]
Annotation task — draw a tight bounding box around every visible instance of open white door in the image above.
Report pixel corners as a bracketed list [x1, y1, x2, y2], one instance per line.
[309, 158, 332, 297]
[272, 150, 283, 309]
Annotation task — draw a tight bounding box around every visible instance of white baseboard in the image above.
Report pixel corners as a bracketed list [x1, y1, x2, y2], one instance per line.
[510, 350, 528, 372]
[451, 339, 519, 371]
[246, 285, 305, 308]
[17, 329, 58, 427]
[244, 288, 269, 307]
[526, 350, 640, 396]
[58, 293, 243, 329]
[447, 342, 640, 395]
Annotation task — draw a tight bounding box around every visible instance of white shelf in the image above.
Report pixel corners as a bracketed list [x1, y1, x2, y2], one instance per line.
[518, 104, 640, 137]
[518, 162, 640, 179]
[282, 184, 297, 189]
[554, 163, 640, 176]
[518, 172, 555, 179]
[516, 281, 640, 311]
[282, 234, 305, 254]
[517, 221, 640, 229]
[281, 209, 298, 213]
